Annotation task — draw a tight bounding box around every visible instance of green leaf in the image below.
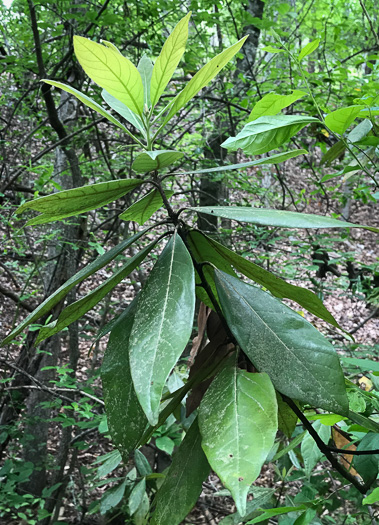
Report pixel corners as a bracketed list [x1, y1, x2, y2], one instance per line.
[138, 55, 154, 108]
[273, 431, 307, 461]
[320, 140, 346, 167]
[133, 492, 149, 525]
[324, 105, 364, 135]
[181, 150, 308, 175]
[347, 119, 373, 143]
[96, 450, 122, 478]
[129, 233, 195, 425]
[298, 38, 320, 61]
[277, 394, 298, 438]
[214, 271, 349, 415]
[341, 357, 379, 373]
[248, 90, 306, 122]
[155, 436, 175, 455]
[189, 206, 379, 233]
[247, 506, 307, 524]
[301, 420, 330, 477]
[100, 479, 128, 514]
[150, 12, 191, 107]
[42, 80, 129, 133]
[73, 36, 144, 116]
[101, 299, 149, 461]
[132, 150, 184, 173]
[221, 115, 318, 155]
[354, 433, 379, 484]
[197, 232, 341, 329]
[120, 189, 173, 225]
[152, 419, 210, 525]
[35, 241, 156, 344]
[17, 179, 143, 226]
[101, 89, 145, 133]
[199, 360, 278, 517]
[363, 487, 379, 505]
[262, 45, 285, 53]
[218, 489, 275, 525]
[2, 229, 146, 345]
[293, 508, 317, 525]
[134, 450, 152, 477]
[348, 411, 379, 433]
[129, 479, 146, 515]
[163, 36, 248, 125]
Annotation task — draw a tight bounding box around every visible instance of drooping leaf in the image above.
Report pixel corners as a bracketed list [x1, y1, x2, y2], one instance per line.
[163, 36, 248, 125]
[221, 115, 318, 155]
[138, 54, 154, 108]
[180, 150, 308, 175]
[214, 271, 349, 415]
[301, 420, 330, 477]
[102, 89, 145, 133]
[132, 150, 184, 173]
[129, 233, 195, 425]
[120, 189, 174, 225]
[2, 229, 147, 345]
[17, 179, 143, 226]
[298, 38, 320, 61]
[354, 433, 379, 484]
[199, 359, 278, 517]
[218, 488, 275, 525]
[101, 298, 149, 461]
[150, 12, 191, 107]
[324, 105, 364, 135]
[35, 242, 156, 343]
[152, 418, 210, 525]
[195, 232, 341, 329]
[247, 506, 307, 524]
[73, 36, 144, 115]
[189, 206, 379, 233]
[248, 90, 306, 122]
[42, 80, 129, 132]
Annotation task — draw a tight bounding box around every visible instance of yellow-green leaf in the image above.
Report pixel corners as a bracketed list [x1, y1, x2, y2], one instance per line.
[248, 90, 306, 122]
[73, 36, 144, 116]
[324, 105, 364, 135]
[298, 39, 320, 61]
[132, 150, 184, 173]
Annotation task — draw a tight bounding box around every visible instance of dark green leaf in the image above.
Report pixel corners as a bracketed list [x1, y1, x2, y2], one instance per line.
[341, 357, 379, 373]
[120, 189, 173, 225]
[96, 450, 122, 478]
[2, 230, 147, 345]
[152, 419, 210, 525]
[247, 506, 307, 524]
[129, 233, 195, 425]
[132, 150, 183, 173]
[129, 479, 146, 515]
[134, 450, 152, 477]
[348, 411, 379, 433]
[17, 179, 143, 225]
[277, 394, 298, 438]
[100, 479, 128, 514]
[214, 271, 349, 415]
[221, 115, 319, 155]
[199, 359, 278, 516]
[320, 140, 346, 167]
[354, 433, 379, 484]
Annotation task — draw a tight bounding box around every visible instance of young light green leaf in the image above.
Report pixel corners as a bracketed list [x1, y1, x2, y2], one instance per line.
[262, 45, 285, 53]
[73, 36, 144, 116]
[35, 242, 156, 344]
[42, 80, 129, 132]
[298, 38, 320, 61]
[129, 233, 195, 425]
[119, 189, 174, 225]
[214, 271, 349, 415]
[101, 299, 149, 461]
[17, 179, 143, 226]
[180, 150, 308, 175]
[324, 105, 364, 135]
[354, 433, 379, 484]
[195, 232, 341, 329]
[363, 487, 379, 505]
[221, 115, 319, 155]
[1, 229, 147, 345]
[163, 36, 248, 125]
[132, 150, 184, 173]
[102, 89, 145, 133]
[301, 420, 330, 477]
[138, 55, 154, 108]
[248, 90, 306, 122]
[199, 360, 278, 517]
[152, 419, 210, 525]
[150, 12, 191, 107]
[247, 506, 307, 524]
[134, 450, 152, 477]
[189, 206, 379, 233]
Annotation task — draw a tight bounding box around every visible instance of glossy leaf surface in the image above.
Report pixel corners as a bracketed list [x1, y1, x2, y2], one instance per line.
[43, 80, 129, 132]
[163, 36, 247, 125]
[189, 206, 379, 233]
[248, 90, 306, 121]
[119, 189, 174, 225]
[2, 230, 146, 344]
[132, 150, 183, 173]
[129, 233, 195, 424]
[101, 299, 148, 460]
[221, 115, 318, 155]
[102, 89, 145, 133]
[324, 105, 364, 135]
[153, 419, 209, 525]
[17, 179, 143, 226]
[214, 271, 349, 415]
[73, 36, 144, 115]
[35, 242, 156, 343]
[150, 12, 191, 107]
[199, 361, 278, 516]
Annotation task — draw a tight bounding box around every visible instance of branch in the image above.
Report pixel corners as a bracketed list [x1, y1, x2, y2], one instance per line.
[0, 284, 36, 312]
